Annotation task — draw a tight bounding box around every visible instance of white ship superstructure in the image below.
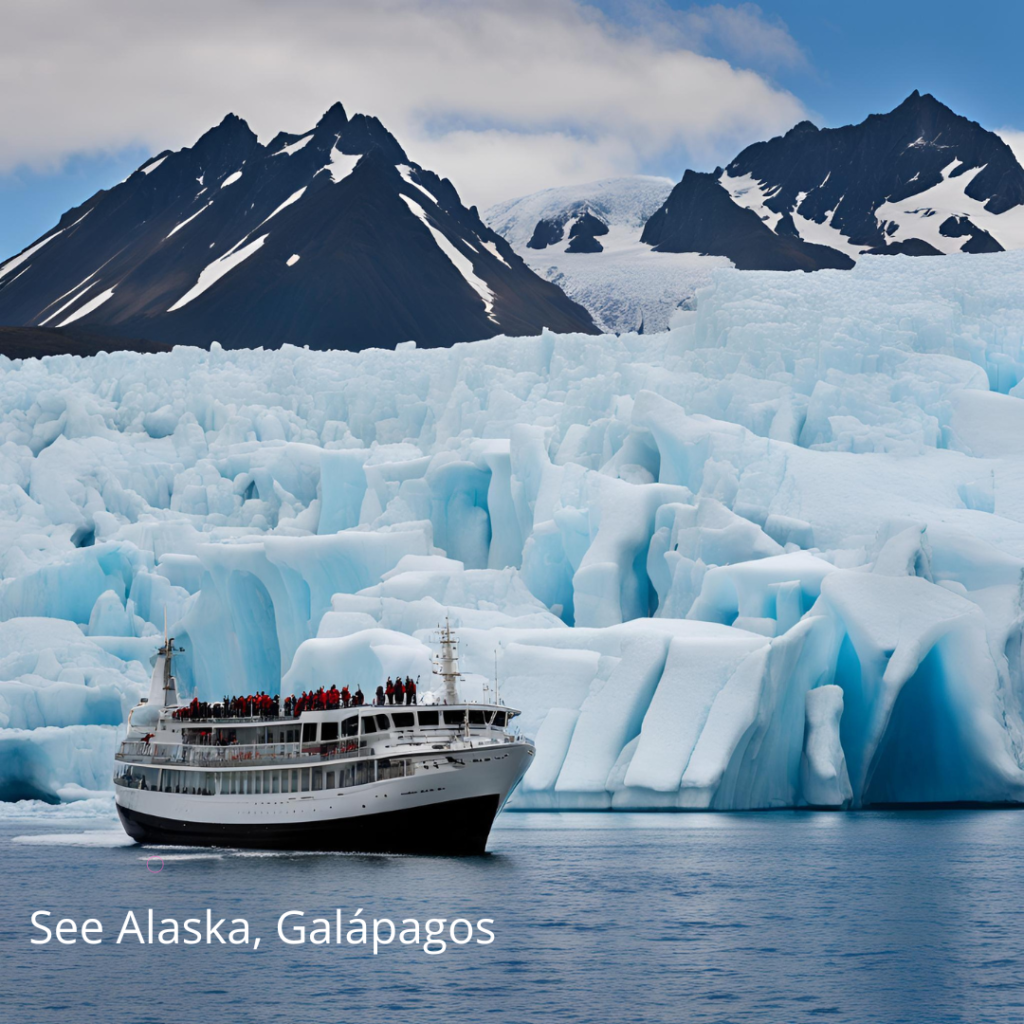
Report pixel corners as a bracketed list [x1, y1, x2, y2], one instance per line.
[113, 625, 533, 854]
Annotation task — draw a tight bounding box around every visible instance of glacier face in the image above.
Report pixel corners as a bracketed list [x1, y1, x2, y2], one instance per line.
[5, 251, 1024, 809]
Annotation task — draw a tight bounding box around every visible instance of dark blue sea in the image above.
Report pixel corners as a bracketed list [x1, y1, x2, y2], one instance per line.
[2, 809, 1023, 1024]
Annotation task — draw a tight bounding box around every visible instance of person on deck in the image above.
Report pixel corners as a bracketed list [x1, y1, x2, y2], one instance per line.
[385, 678, 394, 705]
[375, 685, 385, 707]
[395, 677, 405, 705]
[406, 677, 417, 705]
[341, 686, 350, 708]
[354, 688, 364, 706]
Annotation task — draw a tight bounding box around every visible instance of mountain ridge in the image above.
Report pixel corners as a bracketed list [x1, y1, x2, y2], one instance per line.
[642, 91, 1024, 270]
[0, 103, 597, 350]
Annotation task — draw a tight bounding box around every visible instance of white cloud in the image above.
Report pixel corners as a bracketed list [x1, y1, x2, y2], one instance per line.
[0, 0, 808, 207]
[997, 128, 1024, 169]
[612, 1, 808, 71]
[410, 130, 640, 211]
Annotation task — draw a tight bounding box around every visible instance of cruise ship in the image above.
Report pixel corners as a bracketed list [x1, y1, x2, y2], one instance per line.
[113, 623, 534, 854]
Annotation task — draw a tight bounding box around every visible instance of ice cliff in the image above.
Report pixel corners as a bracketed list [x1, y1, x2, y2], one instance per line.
[5, 251, 1024, 809]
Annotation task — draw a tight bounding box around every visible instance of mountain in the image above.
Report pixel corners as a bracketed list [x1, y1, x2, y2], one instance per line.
[641, 91, 1024, 270]
[485, 176, 728, 334]
[0, 104, 596, 351]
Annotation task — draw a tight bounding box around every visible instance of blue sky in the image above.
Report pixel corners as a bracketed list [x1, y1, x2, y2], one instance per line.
[717, 0, 1024, 133]
[2, 0, 1022, 260]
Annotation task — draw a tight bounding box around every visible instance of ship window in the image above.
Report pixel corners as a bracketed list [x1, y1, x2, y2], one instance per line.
[417, 710, 439, 727]
[326, 771, 335, 789]
[301, 768, 310, 792]
[302, 722, 318, 743]
[362, 716, 378, 735]
[444, 710, 466, 726]
[392, 712, 414, 728]
[469, 710, 486, 726]
[270, 771, 279, 794]
[290, 769, 299, 793]
[341, 716, 358, 737]
[492, 711, 506, 727]
[321, 722, 339, 742]
[378, 759, 407, 781]
[376, 714, 390, 730]
[312, 769, 323, 791]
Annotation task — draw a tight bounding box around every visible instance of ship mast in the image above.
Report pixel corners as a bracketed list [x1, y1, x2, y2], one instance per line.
[432, 615, 462, 704]
[147, 607, 182, 708]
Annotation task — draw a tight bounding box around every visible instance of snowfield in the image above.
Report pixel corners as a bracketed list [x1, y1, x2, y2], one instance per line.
[5, 251, 1024, 810]
[486, 176, 729, 334]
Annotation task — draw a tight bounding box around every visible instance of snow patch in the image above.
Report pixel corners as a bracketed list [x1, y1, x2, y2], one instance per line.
[323, 149, 361, 184]
[479, 240, 511, 267]
[272, 134, 313, 157]
[258, 187, 307, 228]
[397, 164, 439, 205]
[720, 171, 783, 232]
[56, 287, 116, 327]
[0, 229, 64, 282]
[166, 201, 213, 239]
[167, 235, 269, 312]
[400, 194, 497, 323]
[874, 160, 1024, 253]
[38, 281, 99, 327]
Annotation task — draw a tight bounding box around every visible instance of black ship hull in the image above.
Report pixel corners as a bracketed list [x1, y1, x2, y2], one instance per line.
[116, 793, 502, 855]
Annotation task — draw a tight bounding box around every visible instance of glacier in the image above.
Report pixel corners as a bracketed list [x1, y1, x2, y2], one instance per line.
[5, 251, 1024, 809]
[485, 176, 729, 334]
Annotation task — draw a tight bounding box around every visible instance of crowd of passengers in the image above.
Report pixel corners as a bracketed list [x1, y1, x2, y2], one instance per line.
[171, 676, 419, 722]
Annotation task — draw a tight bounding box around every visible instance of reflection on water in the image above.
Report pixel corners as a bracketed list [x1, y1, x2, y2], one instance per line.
[3, 810, 1023, 1024]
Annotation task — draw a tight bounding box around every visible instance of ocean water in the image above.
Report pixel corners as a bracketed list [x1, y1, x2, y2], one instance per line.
[2, 809, 1023, 1024]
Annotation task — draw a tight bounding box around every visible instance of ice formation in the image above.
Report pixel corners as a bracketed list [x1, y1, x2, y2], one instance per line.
[6, 251, 1024, 809]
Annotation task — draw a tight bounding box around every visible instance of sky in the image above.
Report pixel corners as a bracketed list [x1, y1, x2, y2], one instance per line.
[1, 0, 1023, 258]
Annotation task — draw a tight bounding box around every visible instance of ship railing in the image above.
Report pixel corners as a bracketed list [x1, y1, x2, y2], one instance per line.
[117, 728, 523, 767]
[117, 739, 368, 768]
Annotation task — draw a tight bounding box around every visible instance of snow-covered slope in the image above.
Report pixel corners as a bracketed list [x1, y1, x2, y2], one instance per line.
[486, 177, 729, 333]
[0, 104, 596, 351]
[644, 91, 1024, 270]
[8, 251, 1024, 810]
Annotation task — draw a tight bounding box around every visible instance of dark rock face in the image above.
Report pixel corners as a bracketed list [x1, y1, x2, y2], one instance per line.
[0, 104, 597, 351]
[641, 91, 1024, 271]
[565, 211, 609, 253]
[527, 218, 567, 250]
[641, 170, 854, 271]
[0, 326, 172, 360]
[939, 215, 1004, 253]
[865, 238, 944, 256]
